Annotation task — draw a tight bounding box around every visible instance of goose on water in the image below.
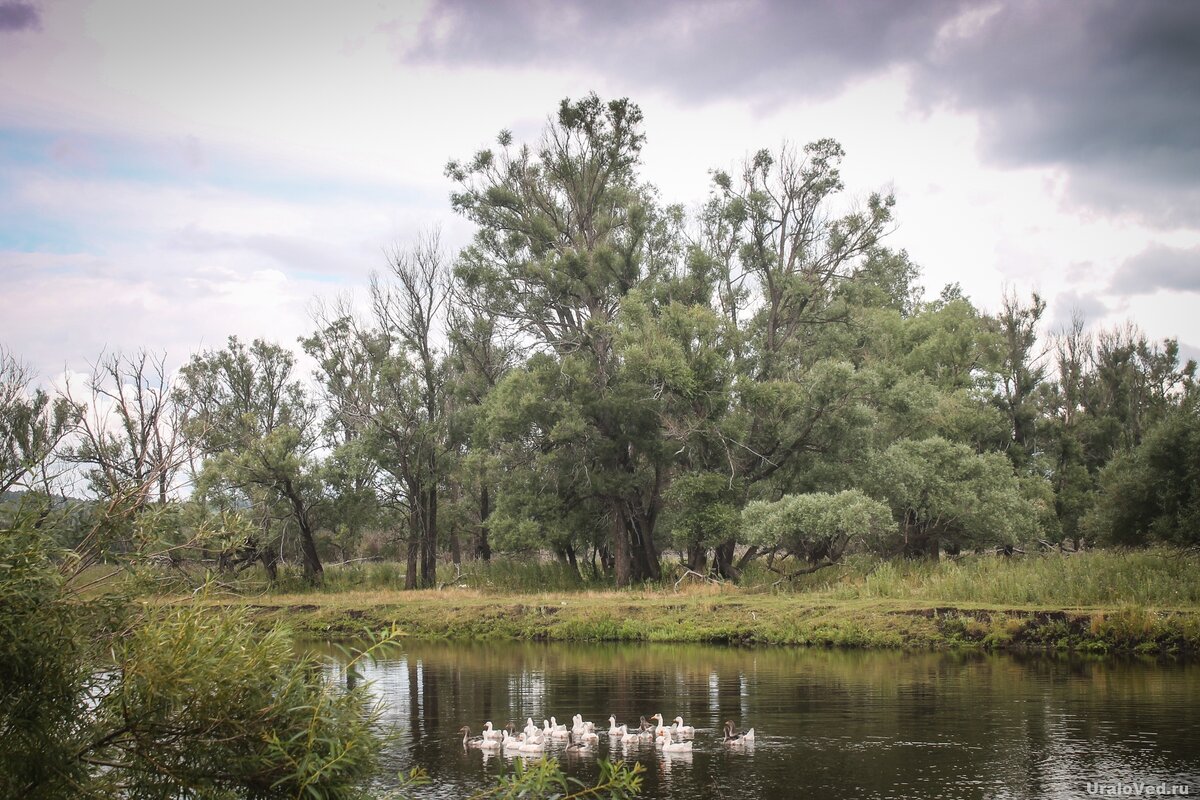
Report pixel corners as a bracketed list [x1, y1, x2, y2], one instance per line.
[617, 724, 642, 745]
[672, 716, 696, 736]
[564, 730, 593, 753]
[481, 721, 504, 741]
[722, 720, 756, 744]
[661, 727, 693, 753]
[650, 713, 669, 741]
[607, 716, 624, 737]
[459, 726, 501, 750]
[519, 734, 546, 753]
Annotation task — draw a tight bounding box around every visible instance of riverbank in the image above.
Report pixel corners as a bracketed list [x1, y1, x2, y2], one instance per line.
[183, 589, 1200, 655]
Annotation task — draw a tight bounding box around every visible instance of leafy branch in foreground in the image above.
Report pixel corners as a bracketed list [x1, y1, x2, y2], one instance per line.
[471, 757, 643, 800]
[383, 756, 642, 800]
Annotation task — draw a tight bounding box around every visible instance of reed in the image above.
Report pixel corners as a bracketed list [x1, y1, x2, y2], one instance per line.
[807, 549, 1200, 607]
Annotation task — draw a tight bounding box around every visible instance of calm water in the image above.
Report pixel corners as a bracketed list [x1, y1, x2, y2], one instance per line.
[316, 641, 1200, 799]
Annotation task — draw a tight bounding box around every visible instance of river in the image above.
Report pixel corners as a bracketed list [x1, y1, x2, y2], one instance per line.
[316, 641, 1200, 799]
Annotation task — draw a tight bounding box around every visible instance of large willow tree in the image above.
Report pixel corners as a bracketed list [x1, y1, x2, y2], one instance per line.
[447, 94, 673, 584]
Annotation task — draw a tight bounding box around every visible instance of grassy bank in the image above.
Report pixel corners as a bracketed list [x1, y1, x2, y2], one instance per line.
[128, 549, 1200, 655]
[185, 589, 1200, 655]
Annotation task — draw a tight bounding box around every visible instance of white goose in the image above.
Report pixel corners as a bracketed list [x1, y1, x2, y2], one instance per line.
[481, 721, 504, 741]
[672, 716, 696, 736]
[661, 727, 693, 753]
[650, 713, 669, 742]
[518, 733, 546, 753]
[607, 715, 624, 737]
[501, 730, 525, 753]
[541, 719, 565, 739]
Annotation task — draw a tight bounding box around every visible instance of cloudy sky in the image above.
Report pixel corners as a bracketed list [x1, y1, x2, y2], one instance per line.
[2, 0, 1199, 381]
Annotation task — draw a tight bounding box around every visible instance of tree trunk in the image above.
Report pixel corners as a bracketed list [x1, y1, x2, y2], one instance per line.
[713, 539, 739, 580]
[448, 482, 461, 566]
[901, 519, 939, 560]
[735, 545, 761, 572]
[280, 478, 323, 581]
[476, 484, 492, 561]
[259, 546, 279, 581]
[598, 543, 613, 574]
[421, 486, 438, 587]
[611, 502, 630, 587]
[686, 542, 707, 574]
[295, 513, 324, 582]
[405, 509, 419, 590]
[631, 512, 661, 581]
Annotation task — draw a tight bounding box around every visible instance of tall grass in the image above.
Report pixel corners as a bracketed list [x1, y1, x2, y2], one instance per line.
[803, 549, 1200, 607]
[102, 547, 1200, 610]
[266, 558, 611, 594]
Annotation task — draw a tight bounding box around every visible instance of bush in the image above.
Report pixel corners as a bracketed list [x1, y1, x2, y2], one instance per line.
[0, 513, 388, 799]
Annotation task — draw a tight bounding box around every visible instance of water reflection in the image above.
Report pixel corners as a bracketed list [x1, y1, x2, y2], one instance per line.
[314, 641, 1200, 799]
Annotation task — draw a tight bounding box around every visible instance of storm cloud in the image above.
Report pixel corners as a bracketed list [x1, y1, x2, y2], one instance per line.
[0, 1, 39, 32]
[406, 0, 1200, 226]
[1111, 245, 1200, 295]
[407, 0, 959, 102]
[915, 2, 1200, 227]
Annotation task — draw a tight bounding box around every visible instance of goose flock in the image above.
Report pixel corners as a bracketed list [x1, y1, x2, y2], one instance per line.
[458, 713, 755, 756]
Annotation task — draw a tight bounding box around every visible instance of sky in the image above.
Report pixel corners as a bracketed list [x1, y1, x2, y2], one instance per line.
[2, 0, 1199, 383]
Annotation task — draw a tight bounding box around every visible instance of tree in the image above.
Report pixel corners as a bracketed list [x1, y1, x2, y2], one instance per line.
[0, 347, 78, 498]
[706, 140, 895, 380]
[742, 489, 892, 580]
[870, 436, 1038, 558]
[1043, 319, 1197, 546]
[698, 141, 899, 577]
[448, 94, 670, 585]
[62, 350, 186, 507]
[1084, 400, 1200, 546]
[176, 337, 324, 581]
[445, 285, 518, 562]
[306, 235, 454, 589]
[992, 290, 1048, 470]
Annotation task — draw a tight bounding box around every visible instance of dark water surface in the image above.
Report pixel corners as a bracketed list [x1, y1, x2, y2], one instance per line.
[315, 641, 1200, 799]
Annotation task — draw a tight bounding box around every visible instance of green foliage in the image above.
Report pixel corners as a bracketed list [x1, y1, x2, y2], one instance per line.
[85, 604, 384, 799]
[178, 336, 326, 580]
[8, 94, 1200, 597]
[0, 512, 90, 796]
[1085, 403, 1200, 546]
[0, 347, 79, 495]
[662, 472, 740, 550]
[870, 437, 1039, 556]
[742, 490, 892, 568]
[1, 508, 388, 799]
[467, 757, 643, 800]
